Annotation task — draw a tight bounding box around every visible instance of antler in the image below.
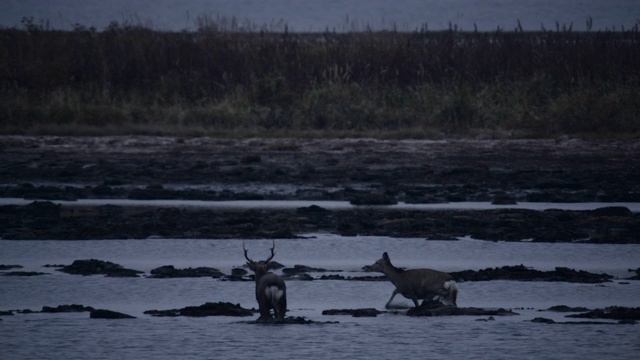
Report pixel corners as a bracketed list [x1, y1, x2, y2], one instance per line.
[243, 240, 276, 264]
[243, 241, 255, 264]
[264, 240, 276, 264]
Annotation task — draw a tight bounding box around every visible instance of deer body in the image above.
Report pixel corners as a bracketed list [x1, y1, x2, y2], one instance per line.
[373, 252, 458, 308]
[244, 242, 287, 319]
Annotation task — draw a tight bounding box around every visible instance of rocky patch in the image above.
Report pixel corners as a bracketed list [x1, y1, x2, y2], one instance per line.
[0, 264, 23, 270]
[530, 317, 634, 325]
[2, 271, 48, 276]
[1, 304, 95, 315]
[543, 305, 592, 312]
[322, 308, 384, 317]
[2, 202, 639, 243]
[144, 302, 254, 317]
[565, 306, 640, 321]
[282, 265, 340, 275]
[90, 309, 136, 319]
[407, 303, 519, 317]
[450, 265, 613, 283]
[251, 316, 338, 325]
[42, 304, 95, 313]
[57, 259, 143, 277]
[1, 137, 639, 243]
[2, 137, 639, 204]
[628, 268, 640, 280]
[148, 265, 224, 278]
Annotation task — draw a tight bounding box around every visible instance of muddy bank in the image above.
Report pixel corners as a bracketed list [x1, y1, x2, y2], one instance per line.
[1, 136, 639, 203]
[1, 200, 639, 243]
[1, 136, 639, 243]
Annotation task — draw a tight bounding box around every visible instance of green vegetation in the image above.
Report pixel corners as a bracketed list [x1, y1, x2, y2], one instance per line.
[1, 18, 639, 138]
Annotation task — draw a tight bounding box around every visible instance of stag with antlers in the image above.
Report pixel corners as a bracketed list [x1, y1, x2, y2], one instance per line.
[243, 241, 287, 319]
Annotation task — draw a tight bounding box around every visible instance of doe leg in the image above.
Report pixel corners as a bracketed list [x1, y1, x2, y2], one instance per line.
[385, 290, 400, 309]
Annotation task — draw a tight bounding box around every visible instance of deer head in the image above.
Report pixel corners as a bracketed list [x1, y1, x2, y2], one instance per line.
[243, 240, 277, 277]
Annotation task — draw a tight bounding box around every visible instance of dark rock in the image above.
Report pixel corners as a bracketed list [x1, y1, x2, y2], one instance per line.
[0, 310, 14, 316]
[424, 234, 460, 241]
[590, 206, 632, 217]
[42, 304, 95, 313]
[282, 265, 332, 275]
[253, 316, 337, 325]
[90, 309, 136, 319]
[231, 267, 248, 276]
[532, 317, 556, 324]
[545, 305, 592, 312]
[2, 271, 47, 276]
[144, 302, 254, 317]
[475, 316, 495, 322]
[0, 264, 23, 271]
[322, 308, 384, 317]
[57, 259, 143, 277]
[531, 317, 635, 325]
[286, 273, 314, 281]
[450, 265, 613, 283]
[627, 268, 640, 280]
[296, 205, 331, 214]
[407, 303, 519, 317]
[148, 265, 224, 278]
[318, 274, 345, 280]
[345, 275, 387, 281]
[566, 306, 640, 321]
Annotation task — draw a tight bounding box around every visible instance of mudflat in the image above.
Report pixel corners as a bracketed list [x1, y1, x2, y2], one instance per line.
[1, 136, 639, 242]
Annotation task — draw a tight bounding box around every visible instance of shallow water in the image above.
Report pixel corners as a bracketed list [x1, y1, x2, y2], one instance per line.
[3, 197, 640, 213]
[1, 235, 639, 360]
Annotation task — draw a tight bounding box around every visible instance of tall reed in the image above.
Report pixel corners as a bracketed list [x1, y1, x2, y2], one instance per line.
[1, 19, 639, 138]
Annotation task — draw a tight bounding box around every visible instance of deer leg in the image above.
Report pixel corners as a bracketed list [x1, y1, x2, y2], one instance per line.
[259, 306, 272, 319]
[385, 289, 400, 308]
[275, 294, 287, 319]
[420, 296, 440, 307]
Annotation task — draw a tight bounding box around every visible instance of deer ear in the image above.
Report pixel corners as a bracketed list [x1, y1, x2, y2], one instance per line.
[383, 252, 389, 260]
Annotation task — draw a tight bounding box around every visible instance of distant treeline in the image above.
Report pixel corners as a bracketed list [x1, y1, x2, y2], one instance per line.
[1, 22, 639, 138]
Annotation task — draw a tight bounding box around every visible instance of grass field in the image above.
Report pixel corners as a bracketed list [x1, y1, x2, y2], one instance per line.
[1, 18, 639, 138]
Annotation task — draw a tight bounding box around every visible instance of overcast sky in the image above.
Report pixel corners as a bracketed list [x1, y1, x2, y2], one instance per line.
[2, 0, 639, 32]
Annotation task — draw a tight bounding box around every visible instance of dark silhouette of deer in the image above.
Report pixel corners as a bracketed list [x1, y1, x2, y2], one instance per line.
[371, 252, 458, 308]
[243, 241, 287, 319]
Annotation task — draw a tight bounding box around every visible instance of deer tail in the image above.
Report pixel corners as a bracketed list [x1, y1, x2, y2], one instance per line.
[444, 280, 458, 307]
[265, 285, 284, 306]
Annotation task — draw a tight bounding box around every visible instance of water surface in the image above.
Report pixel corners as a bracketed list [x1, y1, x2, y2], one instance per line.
[1, 235, 639, 359]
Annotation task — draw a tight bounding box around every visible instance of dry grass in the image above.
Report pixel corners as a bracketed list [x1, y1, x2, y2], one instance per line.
[1, 19, 639, 138]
